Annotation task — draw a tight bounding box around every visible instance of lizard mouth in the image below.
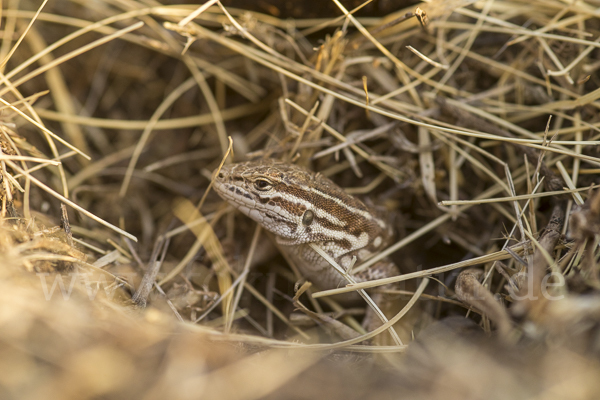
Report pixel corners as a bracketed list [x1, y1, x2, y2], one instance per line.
[214, 181, 255, 205]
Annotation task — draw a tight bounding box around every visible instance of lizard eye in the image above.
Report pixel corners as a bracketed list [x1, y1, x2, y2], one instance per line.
[302, 210, 314, 226]
[254, 179, 272, 191]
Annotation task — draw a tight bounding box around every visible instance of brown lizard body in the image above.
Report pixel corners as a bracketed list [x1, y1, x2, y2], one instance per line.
[213, 159, 399, 292]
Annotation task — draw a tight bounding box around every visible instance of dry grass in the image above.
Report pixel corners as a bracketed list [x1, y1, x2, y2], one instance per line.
[1, 0, 600, 398]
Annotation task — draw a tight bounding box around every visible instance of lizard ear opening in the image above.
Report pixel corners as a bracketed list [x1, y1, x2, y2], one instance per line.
[302, 210, 314, 226]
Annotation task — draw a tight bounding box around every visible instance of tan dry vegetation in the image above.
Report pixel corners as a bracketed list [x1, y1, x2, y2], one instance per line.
[1, 0, 600, 399]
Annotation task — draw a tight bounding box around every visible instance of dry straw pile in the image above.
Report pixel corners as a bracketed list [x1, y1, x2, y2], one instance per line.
[1, 0, 600, 399]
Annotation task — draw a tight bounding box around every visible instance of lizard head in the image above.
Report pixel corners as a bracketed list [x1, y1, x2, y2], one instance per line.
[213, 159, 388, 248]
[213, 159, 316, 242]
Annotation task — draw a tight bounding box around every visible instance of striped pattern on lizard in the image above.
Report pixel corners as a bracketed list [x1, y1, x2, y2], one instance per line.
[213, 159, 399, 292]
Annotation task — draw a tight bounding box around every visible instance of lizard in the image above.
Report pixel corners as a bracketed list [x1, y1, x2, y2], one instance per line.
[213, 158, 400, 330]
